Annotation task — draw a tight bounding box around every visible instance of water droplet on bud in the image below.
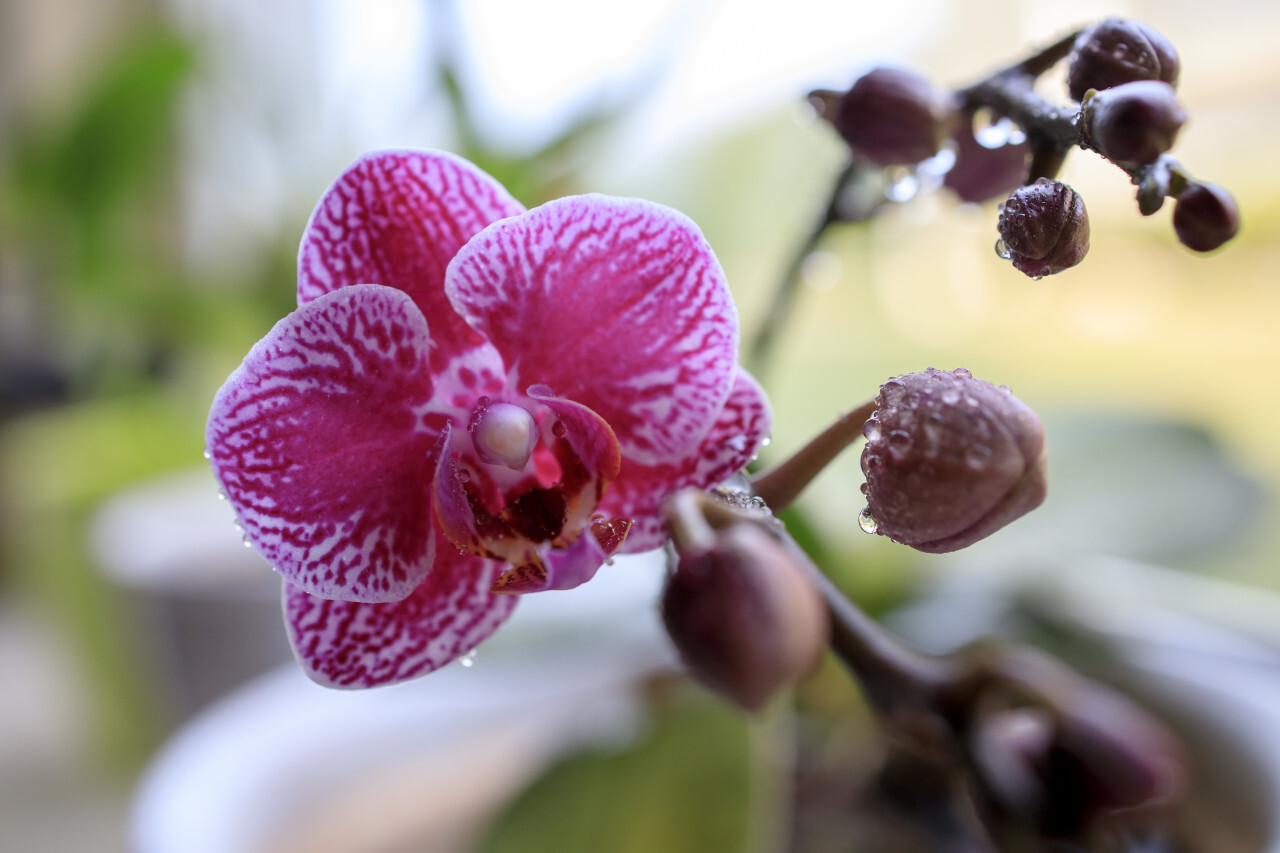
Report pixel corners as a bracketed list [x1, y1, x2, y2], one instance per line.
[994, 238, 1012, 259]
[884, 167, 920, 202]
[965, 444, 993, 469]
[858, 507, 879, 534]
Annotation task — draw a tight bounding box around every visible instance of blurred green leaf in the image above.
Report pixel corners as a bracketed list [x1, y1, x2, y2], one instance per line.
[476, 693, 754, 853]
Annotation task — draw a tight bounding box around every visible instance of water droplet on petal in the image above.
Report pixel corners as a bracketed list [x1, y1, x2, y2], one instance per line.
[457, 468, 471, 483]
[858, 507, 879, 534]
[994, 238, 1012, 260]
[459, 648, 478, 668]
[551, 420, 567, 438]
[233, 520, 243, 532]
[202, 448, 212, 460]
[760, 436, 772, 448]
[216, 490, 227, 501]
[241, 536, 252, 549]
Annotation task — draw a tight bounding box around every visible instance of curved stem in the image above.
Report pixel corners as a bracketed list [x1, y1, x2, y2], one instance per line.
[750, 398, 876, 512]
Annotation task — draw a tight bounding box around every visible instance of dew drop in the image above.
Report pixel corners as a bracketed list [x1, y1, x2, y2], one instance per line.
[952, 367, 972, 379]
[997, 201, 1007, 215]
[457, 468, 471, 483]
[217, 490, 227, 501]
[233, 520, 243, 532]
[1032, 275, 1044, 281]
[881, 380, 907, 405]
[202, 448, 212, 460]
[884, 167, 920, 202]
[942, 388, 961, 405]
[551, 420, 567, 438]
[858, 507, 879, 535]
[887, 430, 914, 461]
[965, 444, 993, 469]
[994, 238, 1012, 260]
[863, 417, 882, 442]
[761, 436, 772, 448]
[459, 649, 478, 668]
[241, 536, 252, 549]
[750, 496, 767, 510]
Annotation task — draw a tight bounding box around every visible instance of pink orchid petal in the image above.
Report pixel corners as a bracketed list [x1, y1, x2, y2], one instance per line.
[447, 195, 739, 466]
[206, 285, 440, 603]
[283, 547, 517, 688]
[598, 368, 773, 553]
[431, 422, 489, 557]
[298, 150, 525, 371]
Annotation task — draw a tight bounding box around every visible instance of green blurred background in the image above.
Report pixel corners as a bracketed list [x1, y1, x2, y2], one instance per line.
[1, 0, 1276, 850]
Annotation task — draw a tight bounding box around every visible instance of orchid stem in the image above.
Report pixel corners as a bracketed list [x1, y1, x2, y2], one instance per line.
[750, 398, 876, 513]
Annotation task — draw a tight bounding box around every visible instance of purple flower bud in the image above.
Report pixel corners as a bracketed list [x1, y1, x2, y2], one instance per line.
[1067, 18, 1180, 102]
[821, 67, 956, 166]
[972, 683, 1185, 837]
[1173, 181, 1240, 252]
[997, 178, 1090, 278]
[944, 114, 1029, 204]
[1083, 81, 1186, 165]
[661, 514, 828, 711]
[859, 368, 1046, 553]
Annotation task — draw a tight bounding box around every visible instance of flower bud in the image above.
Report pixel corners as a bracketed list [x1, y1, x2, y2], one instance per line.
[943, 114, 1029, 204]
[1083, 81, 1185, 165]
[997, 178, 1090, 278]
[661, 497, 828, 711]
[860, 368, 1046, 553]
[1067, 18, 1180, 102]
[971, 683, 1185, 837]
[818, 67, 956, 166]
[1173, 181, 1240, 253]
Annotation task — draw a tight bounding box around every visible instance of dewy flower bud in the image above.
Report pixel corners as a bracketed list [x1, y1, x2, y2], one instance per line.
[661, 497, 828, 711]
[1083, 81, 1185, 165]
[1066, 17, 1180, 102]
[997, 178, 1090, 278]
[860, 368, 1046, 553]
[820, 67, 956, 166]
[1173, 181, 1241, 253]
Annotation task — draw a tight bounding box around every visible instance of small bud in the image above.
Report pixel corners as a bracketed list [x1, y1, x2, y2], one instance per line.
[972, 684, 1185, 837]
[1173, 181, 1240, 252]
[997, 178, 1090, 278]
[661, 495, 828, 711]
[944, 114, 1029, 204]
[860, 368, 1046, 553]
[819, 67, 956, 166]
[1067, 18, 1180, 102]
[1083, 81, 1186, 165]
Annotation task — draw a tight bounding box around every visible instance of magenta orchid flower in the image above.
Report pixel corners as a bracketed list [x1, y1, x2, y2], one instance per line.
[205, 150, 771, 688]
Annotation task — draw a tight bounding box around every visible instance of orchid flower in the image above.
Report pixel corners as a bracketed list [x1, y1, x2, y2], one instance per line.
[205, 150, 771, 688]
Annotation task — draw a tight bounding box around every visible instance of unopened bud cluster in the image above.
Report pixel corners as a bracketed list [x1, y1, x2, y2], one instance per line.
[811, 16, 1239, 274]
[860, 368, 1046, 553]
